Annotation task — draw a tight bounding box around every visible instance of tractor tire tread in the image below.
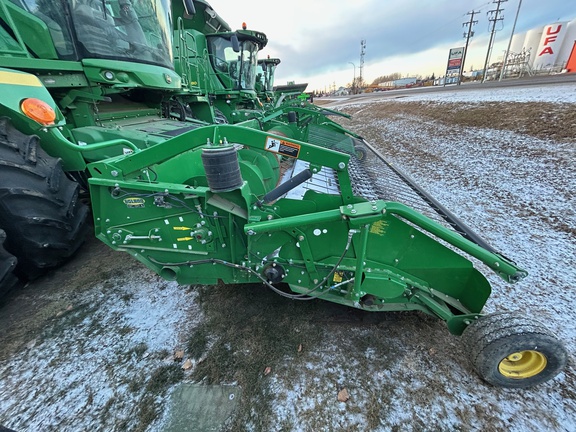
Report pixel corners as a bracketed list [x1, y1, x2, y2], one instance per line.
[0, 118, 90, 279]
[463, 312, 567, 388]
[0, 228, 18, 296]
[464, 312, 552, 359]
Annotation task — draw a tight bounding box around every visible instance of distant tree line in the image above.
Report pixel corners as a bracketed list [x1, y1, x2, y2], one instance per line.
[370, 72, 436, 85]
[371, 73, 403, 85]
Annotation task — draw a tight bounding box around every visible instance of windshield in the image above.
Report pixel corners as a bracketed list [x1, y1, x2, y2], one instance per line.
[207, 36, 259, 90]
[259, 62, 277, 91]
[19, 0, 173, 68]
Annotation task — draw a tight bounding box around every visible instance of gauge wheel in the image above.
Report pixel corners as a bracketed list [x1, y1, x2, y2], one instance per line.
[352, 138, 368, 162]
[353, 144, 368, 162]
[0, 117, 90, 280]
[463, 312, 568, 388]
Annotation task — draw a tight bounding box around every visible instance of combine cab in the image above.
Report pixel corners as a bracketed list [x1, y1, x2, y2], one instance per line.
[256, 56, 281, 104]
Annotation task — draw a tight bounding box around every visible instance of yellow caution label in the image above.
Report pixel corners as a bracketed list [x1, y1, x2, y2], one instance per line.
[332, 271, 344, 283]
[370, 220, 388, 236]
[265, 136, 300, 158]
[0, 71, 42, 87]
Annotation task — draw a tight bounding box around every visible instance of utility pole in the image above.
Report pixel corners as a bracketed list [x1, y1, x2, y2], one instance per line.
[348, 62, 356, 94]
[482, 0, 506, 83]
[359, 39, 366, 90]
[499, 0, 522, 81]
[460, 10, 479, 84]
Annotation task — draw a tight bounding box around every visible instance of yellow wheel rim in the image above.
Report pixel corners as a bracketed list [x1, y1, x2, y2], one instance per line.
[498, 350, 547, 379]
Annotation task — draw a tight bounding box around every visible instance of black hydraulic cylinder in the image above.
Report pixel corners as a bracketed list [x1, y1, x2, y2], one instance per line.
[258, 169, 313, 206]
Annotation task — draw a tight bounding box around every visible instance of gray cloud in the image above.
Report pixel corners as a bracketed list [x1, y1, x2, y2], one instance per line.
[267, 0, 574, 81]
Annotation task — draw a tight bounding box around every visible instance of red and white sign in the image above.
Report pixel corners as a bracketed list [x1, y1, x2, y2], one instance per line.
[448, 58, 462, 68]
[533, 22, 568, 69]
[446, 47, 464, 76]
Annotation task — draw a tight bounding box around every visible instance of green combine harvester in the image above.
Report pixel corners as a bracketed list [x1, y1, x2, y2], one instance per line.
[0, 0, 567, 388]
[255, 56, 281, 104]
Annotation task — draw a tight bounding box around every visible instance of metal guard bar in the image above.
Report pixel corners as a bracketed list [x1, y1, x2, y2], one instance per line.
[383, 202, 527, 283]
[244, 200, 527, 284]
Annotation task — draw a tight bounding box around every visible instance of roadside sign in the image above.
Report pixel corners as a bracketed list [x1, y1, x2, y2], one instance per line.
[445, 47, 464, 85]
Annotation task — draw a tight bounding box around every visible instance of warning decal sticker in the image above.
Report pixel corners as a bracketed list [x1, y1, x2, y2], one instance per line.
[265, 136, 301, 158]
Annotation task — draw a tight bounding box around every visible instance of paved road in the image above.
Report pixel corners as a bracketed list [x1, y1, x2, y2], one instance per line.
[319, 73, 576, 105]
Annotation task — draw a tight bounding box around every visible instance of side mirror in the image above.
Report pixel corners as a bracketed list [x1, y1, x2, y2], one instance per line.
[231, 34, 240, 53]
[183, 0, 196, 15]
[261, 63, 267, 72]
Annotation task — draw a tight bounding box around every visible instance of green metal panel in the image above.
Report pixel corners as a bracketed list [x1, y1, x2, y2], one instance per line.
[0, 68, 63, 123]
[86, 122, 527, 335]
[0, 25, 27, 56]
[0, 67, 87, 170]
[82, 59, 181, 90]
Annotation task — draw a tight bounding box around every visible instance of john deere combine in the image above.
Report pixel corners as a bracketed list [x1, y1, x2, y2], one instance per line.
[0, 0, 567, 388]
[256, 56, 281, 104]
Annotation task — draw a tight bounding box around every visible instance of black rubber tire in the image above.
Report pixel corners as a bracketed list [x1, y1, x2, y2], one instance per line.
[0, 117, 90, 280]
[352, 138, 368, 162]
[462, 311, 568, 388]
[214, 108, 228, 124]
[0, 228, 18, 296]
[354, 144, 368, 162]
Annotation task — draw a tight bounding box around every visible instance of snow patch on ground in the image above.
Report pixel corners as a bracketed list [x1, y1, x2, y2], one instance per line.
[331, 83, 576, 107]
[266, 86, 576, 431]
[395, 83, 576, 104]
[0, 273, 200, 431]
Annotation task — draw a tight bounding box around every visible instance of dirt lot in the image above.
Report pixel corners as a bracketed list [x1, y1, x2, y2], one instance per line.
[1, 86, 575, 431]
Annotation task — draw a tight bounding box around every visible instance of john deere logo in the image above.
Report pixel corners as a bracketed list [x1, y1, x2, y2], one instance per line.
[123, 197, 145, 208]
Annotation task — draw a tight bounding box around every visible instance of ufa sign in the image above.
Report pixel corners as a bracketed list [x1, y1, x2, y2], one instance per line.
[445, 47, 464, 84]
[533, 22, 568, 69]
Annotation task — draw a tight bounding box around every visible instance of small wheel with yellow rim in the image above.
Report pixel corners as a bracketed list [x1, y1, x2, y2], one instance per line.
[353, 144, 368, 162]
[352, 138, 368, 162]
[462, 312, 567, 388]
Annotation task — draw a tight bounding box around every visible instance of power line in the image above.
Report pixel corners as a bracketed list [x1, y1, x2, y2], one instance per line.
[460, 10, 479, 84]
[499, 0, 523, 81]
[402, 1, 491, 53]
[482, 0, 507, 82]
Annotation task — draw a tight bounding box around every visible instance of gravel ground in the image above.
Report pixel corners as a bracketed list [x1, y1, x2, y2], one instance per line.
[0, 83, 575, 431]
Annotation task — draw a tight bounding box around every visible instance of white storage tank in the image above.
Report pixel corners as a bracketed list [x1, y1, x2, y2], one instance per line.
[557, 18, 576, 68]
[524, 27, 544, 66]
[532, 22, 569, 69]
[509, 31, 526, 55]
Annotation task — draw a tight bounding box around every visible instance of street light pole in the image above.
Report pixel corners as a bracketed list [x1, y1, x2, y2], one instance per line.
[348, 62, 356, 94]
[499, 0, 522, 81]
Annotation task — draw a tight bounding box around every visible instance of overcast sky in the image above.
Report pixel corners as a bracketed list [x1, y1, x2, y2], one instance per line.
[206, 0, 574, 91]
